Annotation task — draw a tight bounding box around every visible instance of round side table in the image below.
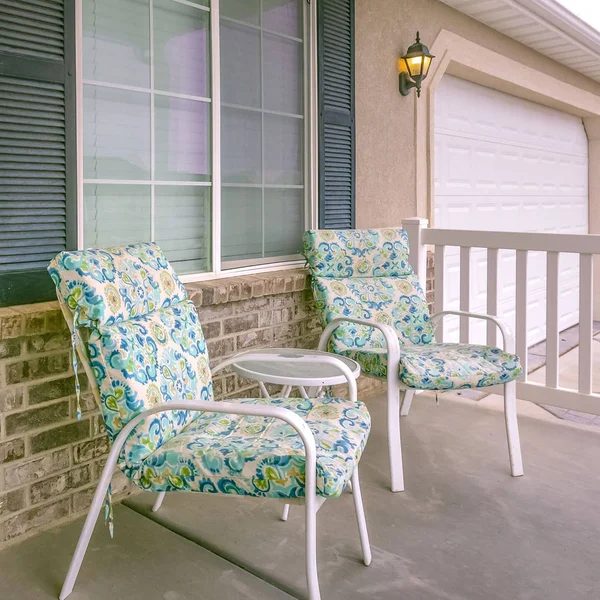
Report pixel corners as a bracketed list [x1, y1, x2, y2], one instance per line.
[231, 347, 361, 400]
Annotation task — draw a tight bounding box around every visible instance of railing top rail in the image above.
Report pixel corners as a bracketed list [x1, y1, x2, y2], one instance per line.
[422, 228, 600, 255]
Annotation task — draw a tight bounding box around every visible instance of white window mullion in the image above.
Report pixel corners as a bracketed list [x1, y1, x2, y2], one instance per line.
[260, 0, 265, 260]
[149, 0, 156, 242]
[211, 0, 222, 275]
[75, 0, 84, 249]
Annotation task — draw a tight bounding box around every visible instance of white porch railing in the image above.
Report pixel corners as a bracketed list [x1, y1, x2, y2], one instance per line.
[402, 217, 600, 416]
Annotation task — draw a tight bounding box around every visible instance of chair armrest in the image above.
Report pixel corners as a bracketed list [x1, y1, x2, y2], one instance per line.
[430, 310, 515, 353]
[317, 317, 401, 370]
[212, 352, 358, 403]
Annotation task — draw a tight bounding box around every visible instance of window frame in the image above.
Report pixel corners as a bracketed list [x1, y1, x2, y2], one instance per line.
[75, 0, 318, 283]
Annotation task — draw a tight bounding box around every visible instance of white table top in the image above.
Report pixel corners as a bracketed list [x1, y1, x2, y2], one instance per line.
[231, 348, 361, 387]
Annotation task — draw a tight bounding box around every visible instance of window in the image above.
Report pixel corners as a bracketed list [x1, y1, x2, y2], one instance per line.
[81, 0, 309, 277]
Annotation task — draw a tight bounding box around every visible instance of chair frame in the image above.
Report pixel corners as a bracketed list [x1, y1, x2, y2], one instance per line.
[56, 300, 371, 600]
[318, 310, 524, 493]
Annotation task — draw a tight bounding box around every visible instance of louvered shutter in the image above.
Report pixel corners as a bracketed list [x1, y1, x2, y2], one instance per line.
[0, 0, 76, 307]
[317, 0, 355, 229]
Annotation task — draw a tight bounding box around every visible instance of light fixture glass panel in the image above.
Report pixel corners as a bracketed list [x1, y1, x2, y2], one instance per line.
[222, 107, 262, 184]
[422, 56, 432, 77]
[220, 21, 261, 108]
[262, 0, 302, 38]
[221, 188, 263, 261]
[263, 33, 303, 114]
[264, 114, 303, 185]
[155, 186, 211, 273]
[84, 184, 151, 247]
[220, 0, 260, 25]
[154, 0, 210, 97]
[264, 188, 303, 257]
[83, 0, 150, 88]
[406, 55, 424, 77]
[83, 85, 151, 180]
[155, 96, 211, 181]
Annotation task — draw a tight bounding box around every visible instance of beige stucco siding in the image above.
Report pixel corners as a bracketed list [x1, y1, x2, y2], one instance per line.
[355, 0, 600, 228]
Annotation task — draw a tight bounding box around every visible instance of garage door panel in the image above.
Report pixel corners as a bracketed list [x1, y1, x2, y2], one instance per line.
[435, 135, 586, 198]
[435, 76, 588, 347]
[436, 76, 588, 155]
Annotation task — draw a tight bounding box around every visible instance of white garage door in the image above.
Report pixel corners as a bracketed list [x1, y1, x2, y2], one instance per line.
[434, 76, 588, 346]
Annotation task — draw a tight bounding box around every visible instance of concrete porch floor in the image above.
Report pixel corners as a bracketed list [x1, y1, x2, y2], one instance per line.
[1, 391, 599, 600]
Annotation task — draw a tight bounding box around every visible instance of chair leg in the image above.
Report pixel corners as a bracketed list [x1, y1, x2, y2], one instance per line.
[59, 468, 114, 599]
[400, 389, 415, 417]
[387, 378, 405, 492]
[504, 381, 524, 477]
[305, 492, 321, 600]
[351, 467, 372, 566]
[152, 492, 166, 513]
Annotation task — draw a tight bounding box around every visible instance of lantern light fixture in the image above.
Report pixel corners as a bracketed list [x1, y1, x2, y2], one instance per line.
[398, 32, 434, 97]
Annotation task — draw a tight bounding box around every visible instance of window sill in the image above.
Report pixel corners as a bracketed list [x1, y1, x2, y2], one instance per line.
[184, 268, 310, 307]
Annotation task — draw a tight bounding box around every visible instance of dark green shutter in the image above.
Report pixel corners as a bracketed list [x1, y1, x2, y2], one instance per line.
[317, 0, 355, 229]
[0, 0, 76, 307]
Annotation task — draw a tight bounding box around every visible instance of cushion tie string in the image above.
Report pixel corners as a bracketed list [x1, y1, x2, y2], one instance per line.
[71, 306, 82, 420]
[105, 483, 114, 538]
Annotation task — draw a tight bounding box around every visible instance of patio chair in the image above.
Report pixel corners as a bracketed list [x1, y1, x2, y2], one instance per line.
[47, 242, 372, 600]
[303, 228, 524, 493]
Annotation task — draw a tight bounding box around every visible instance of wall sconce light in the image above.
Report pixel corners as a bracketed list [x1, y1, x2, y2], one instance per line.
[398, 32, 434, 97]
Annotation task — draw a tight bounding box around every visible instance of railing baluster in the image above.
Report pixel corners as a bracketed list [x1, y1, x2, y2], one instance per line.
[460, 246, 471, 343]
[434, 245, 445, 342]
[546, 252, 560, 389]
[486, 248, 498, 347]
[515, 250, 528, 380]
[578, 254, 593, 395]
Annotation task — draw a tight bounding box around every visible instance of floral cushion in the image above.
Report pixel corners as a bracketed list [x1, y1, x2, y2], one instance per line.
[48, 243, 187, 328]
[313, 276, 435, 347]
[334, 343, 522, 389]
[132, 395, 371, 499]
[303, 228, 413, 278]
[88, 300, 213, 466]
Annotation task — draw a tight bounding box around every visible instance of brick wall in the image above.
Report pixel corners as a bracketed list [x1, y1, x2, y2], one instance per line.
[0, 269, 384, 549]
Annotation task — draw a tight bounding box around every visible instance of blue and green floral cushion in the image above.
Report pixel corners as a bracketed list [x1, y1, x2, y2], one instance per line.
[303, 228, 413, 278]
[313, 276, 435, 351]
[334, 343, 522, 389]
[48, 243, 187, 328]
[131, 395, 371, 499]
[88, 300, 213, 466]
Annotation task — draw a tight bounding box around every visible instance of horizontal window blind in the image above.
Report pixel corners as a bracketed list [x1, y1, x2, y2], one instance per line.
[0, 0, 76, 307]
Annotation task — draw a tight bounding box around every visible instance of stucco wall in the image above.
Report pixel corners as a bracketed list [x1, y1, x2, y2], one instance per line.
[355, 0, 600, 228]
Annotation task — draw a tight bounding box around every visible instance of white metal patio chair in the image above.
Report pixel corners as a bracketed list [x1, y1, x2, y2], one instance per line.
[303, 228, 524, 493]
[48, 242, 372, 600]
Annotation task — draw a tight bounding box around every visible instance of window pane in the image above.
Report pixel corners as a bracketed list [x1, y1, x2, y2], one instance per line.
[264, 188, 303, 257]
[220, 21, 261, 108]
[83, 0, 150, 88]
[84, 184, 151, 247]
[155, 186, 211, 273]
[264, 114, 302, 185]
[263, 33, 303, 114]
[262, 0, 302, 38]
[154, 0, 210, 97]
[221, 188, 262, 261]
[83, 85, 151, 180]
[221, 0, 260, 25]
[222, 107, 262, 184]
[155, 96, 211, 182]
